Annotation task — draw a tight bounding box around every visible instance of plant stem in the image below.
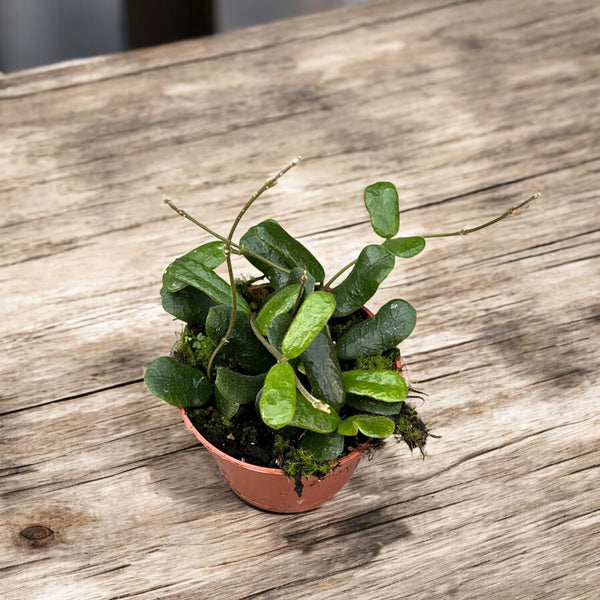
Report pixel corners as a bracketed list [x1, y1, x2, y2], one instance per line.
[422, 193, 540, 238]
[323, 258, 357, 289]
[207, 157, 302, 377]
[163, 198, 231, 245]
[206, 248, 236, 378]
[291, 271, 307, 314]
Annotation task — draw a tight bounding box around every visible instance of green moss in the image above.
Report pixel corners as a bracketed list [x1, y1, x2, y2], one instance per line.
[391, 402, 429, 455]
[354, 348, 400, 371]
[175, 325, 237, 371]
[328, 310, 366, 340]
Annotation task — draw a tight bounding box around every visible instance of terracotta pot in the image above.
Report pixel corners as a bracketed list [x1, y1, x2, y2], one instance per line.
[178, 303, 402, 513]
[179, 408, 367, 513]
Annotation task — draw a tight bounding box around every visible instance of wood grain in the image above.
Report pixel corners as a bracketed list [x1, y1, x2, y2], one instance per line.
[1, 0, 598, 598]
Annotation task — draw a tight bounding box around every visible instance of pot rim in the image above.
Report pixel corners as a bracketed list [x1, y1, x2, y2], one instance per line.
[179, 407, 371, 475]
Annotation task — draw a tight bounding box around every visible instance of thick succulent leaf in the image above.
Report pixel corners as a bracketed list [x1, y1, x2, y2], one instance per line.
[206, 306, 275, 374]
[240, 220, 325, 287]
[163, 258, 250, 316]
[364, 182, 400, 239]
[162, 241, 225, 291]
[259, 362, 296, 429]
[342, 370, 408, 402]
[382, 236, 426, 258]
[160, 285, 216, 324]
[289, 394, 340, 433]
[300, 431, 345, 461]
[282, 292, 336, 360]
[255, 284, 301, 335]
[345, 393, 403, 415]
[144, 356, 211, 408]
[335, 298, 417, 360]
[330, 245, 395, 317]
[215, 367, 266, 405]
[301, 328, 345, 410]
[338, 414, 395, 438]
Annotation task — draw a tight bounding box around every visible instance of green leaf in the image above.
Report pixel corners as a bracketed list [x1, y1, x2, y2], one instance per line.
[382, 236, 426, 258]
[266, 313, 293, 354]
[206, 306, 275, 374]
[289, 394, 340, 433]
[160, 286, 216, 324]
[301, 328, 345, 410]
[259, 362, 296, 429]
[338, 415, 395, 438]
[144, 356, 211, 408]
[282, 292, 336, 359]
[342, 370, 408, 402]
[162, 241, 225, 292]
[281, 266, 316, 297]
[215, 367, 266, 405]
[255, 284, 301, 335]
[300, 431, 345, 461]
[364, 182, 400, 239]
[345, 394, 403, 415]
[330, 245, 395, 317]
[336, 298, 417, 361]
[164, 259, 250, 316]
[214, 387, 241, 420]
[240, 220, 325, 287]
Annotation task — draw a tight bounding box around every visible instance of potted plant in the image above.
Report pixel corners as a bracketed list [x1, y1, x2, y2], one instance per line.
[144, 157, 536, 513]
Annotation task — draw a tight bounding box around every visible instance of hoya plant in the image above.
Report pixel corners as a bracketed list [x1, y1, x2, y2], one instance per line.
[145, 158, 536, 486]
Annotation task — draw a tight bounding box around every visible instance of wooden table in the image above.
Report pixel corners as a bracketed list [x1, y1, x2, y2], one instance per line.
[1, 1, 598, 598]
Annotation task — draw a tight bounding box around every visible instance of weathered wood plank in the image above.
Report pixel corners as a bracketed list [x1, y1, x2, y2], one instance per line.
[1, 0, 598, 599]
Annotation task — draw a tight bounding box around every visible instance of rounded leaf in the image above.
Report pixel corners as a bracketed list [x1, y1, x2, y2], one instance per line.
[259, 362, 296, 429]
[160, 286, 216, 324]
[330, 245, 395, 317]
[342, 370, 408, 402]
[338, 415, 395, 438]
[282, 292, 336, 360]
[382, 236, 426, 258]
[144, 356, 211, 408]
[300, 431, 345, 461]
[215, 367, 266, 405]
[364, 182, 400, 239]
[289, 393, 340, 433]
[345, 394, 403, 415]
[336, 298, 416, 361]
[255, 284, 301, 335]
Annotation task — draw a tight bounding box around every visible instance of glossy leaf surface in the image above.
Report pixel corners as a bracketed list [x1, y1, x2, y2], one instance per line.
[300, 431, 345, 461]
[282, 292, 336, 359]
[364, 182, 400, 238]
[301, 328, 345, 410]
[144, 356, 211, 408]
[336, 298, 417, 360]
[214, 387, 240, 420]
[206, 306, 275, 374]
[289, 394, 340, 433]
[255, 284, 301, 335]
[163, 259, 250, 316]
[162, 241, 225, 292]
[259, 362, 296, 429]
[342, 370, 408, 402]
[337, 414, 395, 438]
[160, 285, 216, 324]
[215, 367, 266, 405]
[330, 245, 395, 317]
[240, 220, 325, 287]
[382, 236, 426, 258]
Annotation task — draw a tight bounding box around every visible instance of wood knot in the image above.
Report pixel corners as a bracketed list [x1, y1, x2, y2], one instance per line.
[19, 525, 55, 547]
